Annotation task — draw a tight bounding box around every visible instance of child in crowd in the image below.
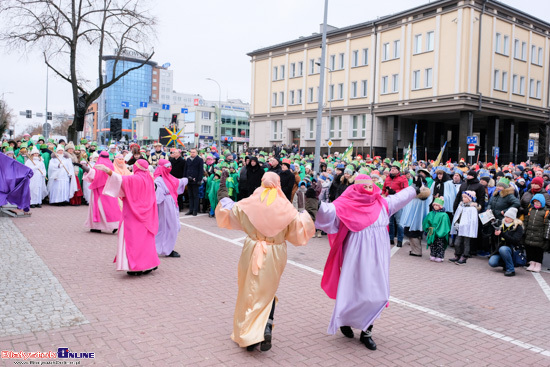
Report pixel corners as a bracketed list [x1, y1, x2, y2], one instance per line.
[489, 208, 524, 277]
[524, 194, 549, 273]
[422, 197, 451, 262]
[293, 181, 307, 212]
[450, 191, 480, 265]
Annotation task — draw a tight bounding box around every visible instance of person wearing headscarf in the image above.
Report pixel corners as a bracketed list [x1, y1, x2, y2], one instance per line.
[215, 172, 315, 352]
[97, 159, 160, 276]
[47, 145, 77, 206]
[82, 151, 122, 234]
[113, 153, 132, 176]
[315, 174, 418, 350]
[25, 146, 48, 208]
[154, 159, 188, 258]
[245, 156, 264, 198]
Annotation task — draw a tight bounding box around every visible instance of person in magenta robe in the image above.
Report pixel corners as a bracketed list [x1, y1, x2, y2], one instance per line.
[96, 159, 160, 276]
[154, 159, 188, 257]
[315, 174, 418, 350]
[83, 151, 121, 233]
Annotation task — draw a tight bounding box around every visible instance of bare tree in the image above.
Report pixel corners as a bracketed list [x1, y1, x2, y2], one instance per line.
[0, 0, 156, 141]
[0, 98, 14, 138]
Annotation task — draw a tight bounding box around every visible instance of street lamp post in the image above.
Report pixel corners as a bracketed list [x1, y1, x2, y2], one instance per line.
[316, 63, 333, 155]
[314, 0, 329, 174]
[206, 78, 221, 148]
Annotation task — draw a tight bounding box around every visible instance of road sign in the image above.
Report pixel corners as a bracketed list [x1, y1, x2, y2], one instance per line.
[162, 104, 170, 110]
[194, 99, 199, 106]
[121, 101, 130, 107]
[466, 136, 478, 145]
[528, 139, 535, 153]
[468, 144, 475, 156]
[327, 140, 333, 147]
[181, 108, 188, 114]
[494, 147, 499, 157]
[140, 102, 148, 108]
[468, 144, 475, 151]
[42, 122, 51, 138]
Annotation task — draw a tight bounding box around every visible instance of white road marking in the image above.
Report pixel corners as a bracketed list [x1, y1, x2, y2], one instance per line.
[180, 222, 550, 357]
[532, 272, 550, 302]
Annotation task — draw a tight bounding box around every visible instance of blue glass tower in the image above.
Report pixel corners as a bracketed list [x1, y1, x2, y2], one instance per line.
[102, 56, 157, 136]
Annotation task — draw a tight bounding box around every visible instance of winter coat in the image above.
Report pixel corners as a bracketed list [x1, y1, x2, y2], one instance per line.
[523, 207, 550, 249]
[293, 186, 307, 211]
[336, 175, 354, 199]
[453, 178, 486, 213]
[291, 171, 300, 202]
[519, 189, 550, 216]
[487, 187, 521, 222]
[245, 158, 264, 196]
[267, 163, 282, 175]
[279, 170, 295, 201]
[329, 173, 344, 202]
[492, 219, 524, 255]
[382, 173, 408, 196]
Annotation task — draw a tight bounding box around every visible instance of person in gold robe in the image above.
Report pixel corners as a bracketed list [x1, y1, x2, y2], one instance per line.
[216, 171, 315, 352]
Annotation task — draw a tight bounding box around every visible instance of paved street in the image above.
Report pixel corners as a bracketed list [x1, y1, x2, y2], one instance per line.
[2, 205, 550, 366]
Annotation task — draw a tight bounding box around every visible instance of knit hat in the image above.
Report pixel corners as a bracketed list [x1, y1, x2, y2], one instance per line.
[480, 176, 491, 184]
[531, 177, 544, 187]
[65, 142, 75, 150]
[30, 146, 40, 155]
[467, 169, 477, 179]
[433, 197, 445, 207]
[496, 177, 510, 189]
[463, 190, 476, 202]
[344, 167, 353, 175]
[503, 207, 518, 220]
[531, 193, 546, 208]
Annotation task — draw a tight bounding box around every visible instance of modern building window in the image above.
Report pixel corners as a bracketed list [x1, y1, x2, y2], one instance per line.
[529, 79, 535, 98]
[520, 76, 525, 95]
[495, 33, 501, 53]
[339, 53, 345, 69]
[412, 70, 421, 90]
[297, 89, 303, 104]
[316, 86, 320, 102]
[352, 50, 359, 67]
[493, 69, 500, 90]
[308, 118, 315, 139]
[298, 61, 303, 76]
[425, 68, 433, 88]
[531, 45, 537, 64]
[329, 54, 336, 70]
[290, 63, 296, 78]
[152, 86, 157, 90]
[308, 87, 314, 103]
[392, 74, 399, 93]
[272, 92, 277, 106]
[271, 120, 282, 140]
[280, 65, 285, 79]
[513, 39, 520, 59]
[309, 59, 315, 75]
[201, 125, 211, 134]
[512, 74, 518, 94]
[362, 48, 369, 65]
[393, 40, 400, 59]
[279, 92, 284, 105]
[337, 83, 344, 99]
[382, 42, 390, 61]
[503, 35, 509, 56]
[351, 81, 358, 98]
[273, 66, 278, 81]
[502, 71, 508, 92]
[381, 76, 388, 94]
[328, 84, 334, 101]
[350, 115, 367, 138]
[414, 34, 422, 54]
[536, 81, 542, 99]
[538, 48, 543, 66]
[426, 31, 434, 52]
[201, 111, 211, 120]
[329, 116, 342, 139]
[361, 80, 368, 97]
[289, 90, 295, 105]
[521, 42, 527, 61]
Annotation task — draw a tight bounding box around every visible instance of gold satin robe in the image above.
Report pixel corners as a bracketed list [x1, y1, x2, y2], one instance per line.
[216, 202, 315, 347]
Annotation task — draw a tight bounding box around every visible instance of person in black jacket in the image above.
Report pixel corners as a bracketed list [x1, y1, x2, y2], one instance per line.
[169, 148, 186, 211]
[453, 170, 486, 213]
[246, 156, 264, 197]
[267, 157, 282, 175]
[183, 148, 204, 216]
[279, 160, 295, 201]
[238, 156, 250, 200]
[488, 207, 524, 276]
[329, 164, 345, 202]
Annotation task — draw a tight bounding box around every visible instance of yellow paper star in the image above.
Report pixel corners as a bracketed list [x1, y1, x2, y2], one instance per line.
[162, 127, 186, 147]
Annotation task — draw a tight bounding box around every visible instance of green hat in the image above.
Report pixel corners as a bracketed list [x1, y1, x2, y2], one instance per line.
[392, 162, 402, 169]
[5, 147, 14, 153]
[38, 136, 45, 141]
[214, 169, 222, 177]
[258, 157, 265, 163]
[220, 162, 229, 168]
[224, 149, 231, 156]
[20, 142, 28, 148]
[280, 149, 287, 155]
[384, 158, 391, 164]
[91, 142, 98, 147]
[359, 167, 369, 175]
[497, 177, 510, 188]
[80, 138, 88, 144]
[433, 197, 445, 207]
[1, 142, 8, 147]
[48, 138, 55, 143]
[41, 144, 48, 149]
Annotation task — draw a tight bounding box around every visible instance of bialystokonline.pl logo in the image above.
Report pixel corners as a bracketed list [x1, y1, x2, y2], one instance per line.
[2, 348, 95, 364]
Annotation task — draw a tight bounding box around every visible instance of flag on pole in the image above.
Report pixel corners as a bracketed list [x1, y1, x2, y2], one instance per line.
[403, 143, 411, 169]
[342, 142, 354, 162]
[433, 141, 448, 167]
[411, 124, 417, 163]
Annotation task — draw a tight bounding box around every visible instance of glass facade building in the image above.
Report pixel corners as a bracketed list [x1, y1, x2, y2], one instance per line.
[102, 56, 156, 135]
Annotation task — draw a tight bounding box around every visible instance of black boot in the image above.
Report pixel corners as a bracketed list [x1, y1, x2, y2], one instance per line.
[340, 326, 354, 338]
[360, 325, 376, 350]
[260, 299, 276, 351]
[246, 343, 259, 352]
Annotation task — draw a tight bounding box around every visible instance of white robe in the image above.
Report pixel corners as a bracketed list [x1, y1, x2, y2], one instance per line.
[451, 202, 479, 238]
[82, 162, 95, 203]
[25, 158, 48, 205]
[47, 155, 77, 203]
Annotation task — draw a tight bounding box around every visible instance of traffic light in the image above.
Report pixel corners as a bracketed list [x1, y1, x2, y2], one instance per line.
[110, 118, 122, 141]
[26, 110, 32, 118]
[152, 112, 159, 122]
[47, 112, 52, 120]
[123, 108, 129, 119]
[171, 114, 178, 124]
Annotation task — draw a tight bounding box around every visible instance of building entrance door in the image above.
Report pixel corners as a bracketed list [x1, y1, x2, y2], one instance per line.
[290, 129, 300, 146]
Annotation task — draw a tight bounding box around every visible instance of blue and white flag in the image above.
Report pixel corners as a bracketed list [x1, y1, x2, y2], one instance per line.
[411, 124, 417, 163]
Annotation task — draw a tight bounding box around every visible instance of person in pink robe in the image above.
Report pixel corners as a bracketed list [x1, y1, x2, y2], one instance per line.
[96, 159, 160, 276]
[83, 151, 121, 233]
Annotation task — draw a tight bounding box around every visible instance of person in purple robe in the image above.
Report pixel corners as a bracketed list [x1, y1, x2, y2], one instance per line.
[315, 174, 418, 350]
[154, 159, 188, 257]
[0, 152, 33, 212]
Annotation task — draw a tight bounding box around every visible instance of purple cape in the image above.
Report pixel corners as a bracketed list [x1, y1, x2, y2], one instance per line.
[0, 153, 34, 211]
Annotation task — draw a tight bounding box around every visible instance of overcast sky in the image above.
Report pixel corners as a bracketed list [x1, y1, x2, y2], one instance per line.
[1, 0, 549, 134]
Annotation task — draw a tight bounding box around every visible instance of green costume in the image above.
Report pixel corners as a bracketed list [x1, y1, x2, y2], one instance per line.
[208, 177, 221, 211]
[422, 210, 451, 248]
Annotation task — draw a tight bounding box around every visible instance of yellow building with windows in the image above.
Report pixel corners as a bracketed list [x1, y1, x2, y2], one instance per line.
[248, 0, 550, 163]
